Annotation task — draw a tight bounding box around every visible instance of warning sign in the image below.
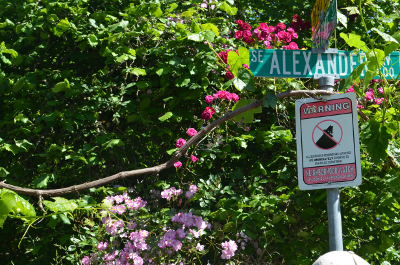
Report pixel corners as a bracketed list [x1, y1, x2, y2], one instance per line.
[295, 93, 362, 190]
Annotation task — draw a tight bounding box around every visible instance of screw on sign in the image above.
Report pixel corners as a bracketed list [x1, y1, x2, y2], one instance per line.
[312, 251, 370, 265]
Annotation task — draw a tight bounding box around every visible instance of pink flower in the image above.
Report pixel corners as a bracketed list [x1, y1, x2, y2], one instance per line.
[365, 91, 374, 100]
[139, 230, 149, 238]
[287, 42, 299, 50]
[81, 256, 91, 265]
[176, 228, 186, 238]
[244, 126, 250, 132]
[196, 243, 205, 251]
[374, 97, 387, 105]
[378, 87, 385, 94]
[172, 239, 182, 251]
[187, 128, 197, 137]
[236, 20, 244, 26]
[231, 93, 239, 103]
[276, 22, 286, 31]
[201, 111, 212, 121]
[205, 95, 213, 104]
[176, 138, 186, 148]
[205, 107, 215, 114]
[221, 240, 238, 259]
[234, 31, 243, 39]
[225, 70, 234, 80]
[243, 37, 255, 45]
[174, 161, 182, 168]
[346, 86, 355, 93]
[243, 64, 249, 69]
[190, 155, 197, 162]
[186, 191, 194, 199]
[189, 184, 197, 193]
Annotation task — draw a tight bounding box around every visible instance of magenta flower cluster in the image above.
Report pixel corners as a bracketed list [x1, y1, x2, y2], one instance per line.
[173, 129, 199, 168]
[235, 20, 299, 50]
[346, 85, 387, 109]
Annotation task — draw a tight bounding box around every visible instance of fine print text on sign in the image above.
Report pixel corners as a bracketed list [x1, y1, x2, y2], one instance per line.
[295, 93, 362, 190]
[250, 49, 400, 79]
[311, 0, 337, 49]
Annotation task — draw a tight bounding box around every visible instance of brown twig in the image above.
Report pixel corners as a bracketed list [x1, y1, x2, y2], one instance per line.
[1, 90, 365, 197]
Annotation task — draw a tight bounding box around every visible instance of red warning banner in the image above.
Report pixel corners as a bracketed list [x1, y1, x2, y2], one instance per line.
[303, 163, 356, 184]
[300, 98, 352, 119]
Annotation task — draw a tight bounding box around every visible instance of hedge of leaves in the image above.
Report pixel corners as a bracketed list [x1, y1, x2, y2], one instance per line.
[1, 0, 400, 264]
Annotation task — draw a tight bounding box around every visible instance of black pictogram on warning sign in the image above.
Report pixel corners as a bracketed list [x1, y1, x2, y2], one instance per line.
[312, 120, 343, 150]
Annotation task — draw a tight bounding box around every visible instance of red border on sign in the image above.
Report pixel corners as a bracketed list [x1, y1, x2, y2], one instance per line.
[303, 163, 356, 184]
[300, 98, 352, 119]
[312, 119, 343, 150]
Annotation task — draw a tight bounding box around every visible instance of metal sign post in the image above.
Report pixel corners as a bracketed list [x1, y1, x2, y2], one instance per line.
[317, 76, 343, 251]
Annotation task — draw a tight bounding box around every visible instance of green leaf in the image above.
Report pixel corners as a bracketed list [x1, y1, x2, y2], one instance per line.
[152, 8, 163, 18]
[372, 28, 399, 44]
[384, 42, 399, 57]
[339, 61, 367, 92]
[263, 92, 278, 108]
[201, 23, 219, 37]
[200, 30, 215, 42]
[88, 19, 98, 28]
[33, 175, 51, 188]
[116, 54, 128, 63]
[131, 68, 146, 76]
[340, 33, 368, 52]
[15, 139, 33, 151]
[361, 120, 391, 163]
[159, 112, 173, 121]
[219, 2, 237, 15]
[102, 139, 125, 150]
[0, 189, 36, 226]
[52, 81, 67, 93]
[57, 19, 70, 31]
[232, 99, 262, 123]
[88, 34, 98, 47]
[233, 68, 254, 92]
[14, 113, 29, 124]
[313, 223, 325, 235]
[337, 10, 347, 28]
[59, 213, 71, 224]
[156, 66, 171, 76]
[379, 233, 394, 250]
[139, 97, 151, 110]
[187, 33, 203, 42]
[12, 77, 25, 92]
[0, 167, 9, 178]
[43, 197, 78, 213]
[227, 47, 249, 76]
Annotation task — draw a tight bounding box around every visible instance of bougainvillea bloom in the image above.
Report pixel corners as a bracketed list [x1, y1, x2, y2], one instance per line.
[174, 161, 182, 168]
[205, 95, 213, 104]
[187, 128, 197, 137]
[176, 138, 186, 148]
[365, 91, 374, 100]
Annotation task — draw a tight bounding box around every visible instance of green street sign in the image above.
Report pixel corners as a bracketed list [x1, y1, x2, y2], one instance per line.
[312, 0, 338, 49]
[249, 49, 400, 79]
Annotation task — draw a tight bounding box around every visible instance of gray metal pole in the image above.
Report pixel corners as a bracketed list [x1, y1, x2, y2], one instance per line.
[326, 188, 343, 251]
[318, 76, 344, 251]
